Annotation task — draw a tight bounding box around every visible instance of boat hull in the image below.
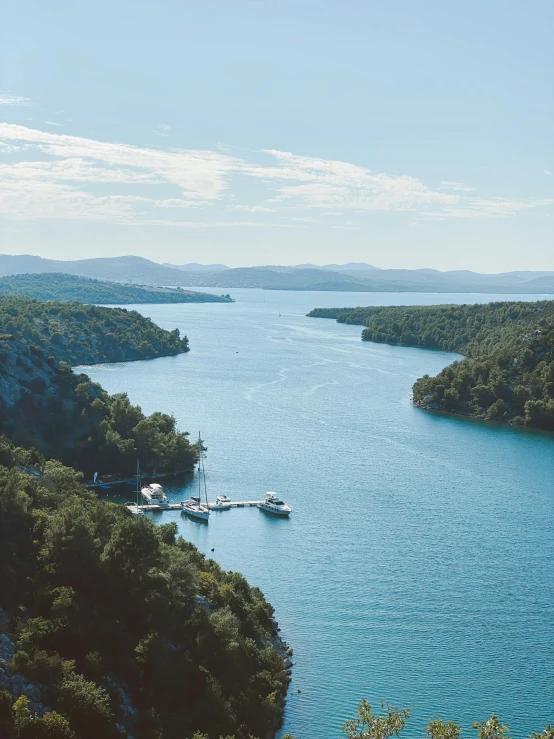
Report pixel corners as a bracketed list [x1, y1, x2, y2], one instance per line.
[141, 494, 169, 508]
[257, 503, 291, 517]
[182, 505, 209, 522]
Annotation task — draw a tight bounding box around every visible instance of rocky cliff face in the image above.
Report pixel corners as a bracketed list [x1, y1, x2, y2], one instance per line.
[0, 613, 50, 718]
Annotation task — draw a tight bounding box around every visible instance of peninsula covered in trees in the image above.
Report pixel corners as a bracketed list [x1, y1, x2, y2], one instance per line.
[0, 273, 233, 305]
[309, 301, 554, 431]
[0, 296, 189, 365]
[0, 296, 195, 473]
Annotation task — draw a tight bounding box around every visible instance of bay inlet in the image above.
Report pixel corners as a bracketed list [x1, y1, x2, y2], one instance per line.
[81, 290, 554, 739]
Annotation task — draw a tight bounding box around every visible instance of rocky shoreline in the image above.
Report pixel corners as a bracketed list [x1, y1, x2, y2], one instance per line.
[270, 618, 294, 738]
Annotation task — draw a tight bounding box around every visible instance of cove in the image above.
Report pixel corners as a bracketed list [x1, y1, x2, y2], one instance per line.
[81, 290, 554, 739]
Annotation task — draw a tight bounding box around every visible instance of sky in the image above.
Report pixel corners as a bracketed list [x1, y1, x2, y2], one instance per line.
[1, 0, 553, 272]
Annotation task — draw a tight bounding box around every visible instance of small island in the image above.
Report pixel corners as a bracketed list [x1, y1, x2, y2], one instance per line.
[309, 301, 554, 431]
[0, 272, 234, 305]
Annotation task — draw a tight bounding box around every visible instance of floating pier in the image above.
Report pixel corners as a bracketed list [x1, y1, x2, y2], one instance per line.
[208, 500, 263, 509]
[132, 500, 263, 512]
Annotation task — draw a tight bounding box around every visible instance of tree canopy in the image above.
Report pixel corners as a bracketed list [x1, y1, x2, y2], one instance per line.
[0, 295, 189, 365]
[309, 301, 554, 430]
[0, 438, 287, 739]
[0, 273, 233, 305]
[0, 298, 196, 475]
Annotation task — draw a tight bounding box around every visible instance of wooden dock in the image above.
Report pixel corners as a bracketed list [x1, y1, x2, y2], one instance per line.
[209, 500, 263, 509]
[129, 500, 263, 512]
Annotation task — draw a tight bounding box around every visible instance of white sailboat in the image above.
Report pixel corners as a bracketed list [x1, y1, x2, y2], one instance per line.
[125, 460, 145, 516]
[182, 433, 210, 522]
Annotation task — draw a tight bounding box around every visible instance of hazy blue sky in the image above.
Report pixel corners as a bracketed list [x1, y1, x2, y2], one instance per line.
[1, 0, 553, 270]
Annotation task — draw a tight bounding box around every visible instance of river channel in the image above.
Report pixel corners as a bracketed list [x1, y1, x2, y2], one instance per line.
[81, 290, 554, 739]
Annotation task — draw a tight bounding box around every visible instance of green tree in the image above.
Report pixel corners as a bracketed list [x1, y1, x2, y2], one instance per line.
[343, 700, 410, 739]
[56, 670, 114, 739]
[473, 716, 510, 739]
[425, 719, 462, 739]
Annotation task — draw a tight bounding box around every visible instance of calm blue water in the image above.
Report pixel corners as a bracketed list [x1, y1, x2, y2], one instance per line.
[82, 290, 554, 739]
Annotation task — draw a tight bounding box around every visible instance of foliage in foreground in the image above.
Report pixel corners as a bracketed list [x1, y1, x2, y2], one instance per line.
[0, 438, 287, 739]
[309, 302, 554, 430]
[0, 272, 233, 305]
[281, 700, 552, 739]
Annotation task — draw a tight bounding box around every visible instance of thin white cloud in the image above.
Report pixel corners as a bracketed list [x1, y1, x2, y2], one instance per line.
[0, 123, 242, 208]
[45, 121, 65, 127]
[545, 170, 552, 176]
[234, 204, 276, 212]
[0, 93, 31, 107]
[440, 180, 475, 192]
[124, 219, 294, 228]
[420, 197, 554, 220]
[0, 123, 552, 226]
[251, 150, 459, 211]
[154, 198, 208, 208]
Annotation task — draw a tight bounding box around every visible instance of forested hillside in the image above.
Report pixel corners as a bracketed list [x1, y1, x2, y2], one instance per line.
[0, 297, 195, 474]
[0, 335, 196, 476]
[0, 273, 233, 305]
[0, 296, 188, 365]
[309, 301, 554, 430]
[0, 439, 288, 739]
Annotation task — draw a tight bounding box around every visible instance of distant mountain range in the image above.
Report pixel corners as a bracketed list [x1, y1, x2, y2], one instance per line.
[164, 262, 230, 272]
[1, 254, 554, 293]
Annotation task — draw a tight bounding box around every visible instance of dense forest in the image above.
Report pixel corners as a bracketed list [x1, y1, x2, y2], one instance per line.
[0, 273, 233, 305]
[0, 296, 189, 365]
[0, 297, 196, 476]
[308, 301, 554, 430]
[0, 438, 288, 739]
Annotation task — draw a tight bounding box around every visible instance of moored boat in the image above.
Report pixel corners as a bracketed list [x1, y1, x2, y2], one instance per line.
[211, 494, 232, 511]
[257, 491, 292, 517]
[182, 495, 210, 521]
[141, 482, 169, 508]
[181, 433, 210, 522]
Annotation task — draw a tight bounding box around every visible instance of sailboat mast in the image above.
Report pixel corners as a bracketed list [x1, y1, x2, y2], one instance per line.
[198, 432, 202, 499]
[202, 449, 209, 507]
[136, 459, 140, 508]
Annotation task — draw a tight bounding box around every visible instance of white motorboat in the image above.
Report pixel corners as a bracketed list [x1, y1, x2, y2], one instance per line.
[181, 433, 210, 522]
[257, 491, 292, 517]
[141, 482, 169, 508]
[211, 494, 232, 511]
[125, 460, 145, 516]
